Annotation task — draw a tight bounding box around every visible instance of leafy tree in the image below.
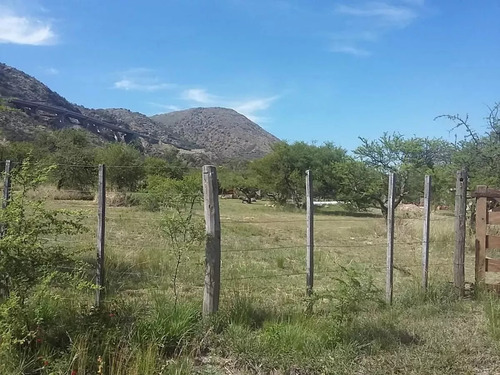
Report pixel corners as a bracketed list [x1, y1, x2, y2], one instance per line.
[441, 103, 500, 188]
[218, 167, 260, 203]
[252, 141, 347, 207]
[96, 144, 145, 191]
[0, 158, 86, 299]
[144, 156, 186, 180]
[44, 129, 97, 191]
[353, 133, 453, 216]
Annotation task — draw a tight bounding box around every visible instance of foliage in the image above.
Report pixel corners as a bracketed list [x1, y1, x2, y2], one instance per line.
[97, 143, 145, 191]
[354, 133, 454, 215]
[218, 167, 260, 203]
[0, 158, 87, 298]
[157, 174, 204, 305]
[252, 141, 347, 207]
[144, 156, 186, 180]
[39, 129, 97, 191]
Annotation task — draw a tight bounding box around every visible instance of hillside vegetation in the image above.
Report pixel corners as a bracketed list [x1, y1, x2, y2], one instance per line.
[0, 62, 280, 164]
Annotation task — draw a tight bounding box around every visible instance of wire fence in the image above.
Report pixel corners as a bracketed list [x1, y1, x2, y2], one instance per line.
[0, 161, 470, 312]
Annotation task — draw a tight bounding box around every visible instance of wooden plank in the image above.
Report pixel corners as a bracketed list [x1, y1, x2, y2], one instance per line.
[454, 169, 468, 296]
[488, 211, 500, 225]
[386, 173, 396, 305]
[202, 165, 221, 317]
[422, 175, 431, 291]
[476, 194, 488, 285]
[486, 283, 500, 293]
[486, 235, 500, 249]
[96, 164, 106, 308]
[472, 187, 500, 198]
[486, 257, 500, 273]
[306, 170, 314, 297]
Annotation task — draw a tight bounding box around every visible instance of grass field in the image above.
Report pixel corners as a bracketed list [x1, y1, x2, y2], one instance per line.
[4, 195, 500, 374]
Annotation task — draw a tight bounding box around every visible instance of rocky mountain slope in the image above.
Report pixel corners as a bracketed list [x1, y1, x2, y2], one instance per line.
[152, 108, 280, 161]
[0, 62, 280, 162]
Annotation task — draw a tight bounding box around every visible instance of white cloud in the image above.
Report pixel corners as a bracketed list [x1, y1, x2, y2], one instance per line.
[335, 2, 417, 27]
[0, 13, 56, 45]
[182, 88, 217, 104]
[330, 45, 371, 57]
[45, 67, 59, 75]
[181, 88, 279, 123]
[113, 68, 176, 91]
[150, 103, 182, 112]
[114, 79, 174, 91]
[330, 1, 423, 56]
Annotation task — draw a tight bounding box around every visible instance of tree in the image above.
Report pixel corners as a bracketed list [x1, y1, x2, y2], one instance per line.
[353, 133, 453, 216]
[252, 141, 347, 208]
[144, 156, 186, 180]
[43, 130, 96, 191]
[96, 144, 145, 191]
[218, 167, 260, 203]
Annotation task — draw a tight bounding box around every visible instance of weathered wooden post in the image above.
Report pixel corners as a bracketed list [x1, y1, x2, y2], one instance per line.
[202, 165, 221, 316]
[422, 175, 432, 291]
[386, 173, 396, 304]
[475, 185, 488, 287]
[454, 169, 468, 296]
[306, 170, 314, 297]
[96, 164, 106, 307]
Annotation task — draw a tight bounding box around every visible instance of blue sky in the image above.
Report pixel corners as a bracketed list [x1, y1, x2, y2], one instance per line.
[1, 0, 499, 151]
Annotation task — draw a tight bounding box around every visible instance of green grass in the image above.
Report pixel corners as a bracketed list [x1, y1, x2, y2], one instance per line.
[3, 196, 500, 374]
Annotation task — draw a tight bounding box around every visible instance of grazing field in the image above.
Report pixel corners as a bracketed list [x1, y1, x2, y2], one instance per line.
[4, 195, 500, 374]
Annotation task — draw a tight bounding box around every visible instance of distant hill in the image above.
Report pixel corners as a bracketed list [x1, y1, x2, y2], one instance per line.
[152, 108, 280, 161]
[0, 63, 78, 112]
[0, 62, 280, 163]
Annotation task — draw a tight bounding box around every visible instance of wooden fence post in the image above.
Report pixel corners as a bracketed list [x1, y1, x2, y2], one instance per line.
[306, 170, 314, 297]
[475, 185, 488, 287]
[422, 175, 432, 291]
[202, 165, 221, 316]
[386, 173, 396, 304]
[454, 169, 468, 296]
[96, 164, 106, 307]
[1, 160, 12, 238]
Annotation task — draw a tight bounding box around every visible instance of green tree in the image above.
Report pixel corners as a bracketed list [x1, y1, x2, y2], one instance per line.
[252, 141, 347, 207]
[0, 158, 86, 298]
[96, 144, 145, 191]
[44, 129, 96, 190]
[218, 167, 260, 203]
[353, 133, 453, 216]
[144, 156, 186, 180]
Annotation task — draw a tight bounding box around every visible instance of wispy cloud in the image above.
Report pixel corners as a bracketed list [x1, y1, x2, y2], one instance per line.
[0, 6, 56, 45]
[330, 45, 371, 57]
[331, 1, 424, 56]
[182, 88, 218, 104]
[181, 88, 279, 122]
[335, 2, 418, 27]
[45, 67, 59, 75]
[113, 68, 176, 91]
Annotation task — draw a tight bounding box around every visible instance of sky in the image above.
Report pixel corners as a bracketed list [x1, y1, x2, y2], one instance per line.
[1, 0, 500, 151]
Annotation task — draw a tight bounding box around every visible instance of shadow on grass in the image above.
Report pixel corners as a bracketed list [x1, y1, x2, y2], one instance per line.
[348, 320, 422, 351]
[316, 208, 383, 219]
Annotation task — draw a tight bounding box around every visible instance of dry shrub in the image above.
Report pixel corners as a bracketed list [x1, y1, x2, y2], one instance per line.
[27, 185, 95, 201]
[102, 191, 140, 207]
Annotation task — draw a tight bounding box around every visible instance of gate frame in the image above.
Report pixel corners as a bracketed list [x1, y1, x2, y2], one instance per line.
[473, 185, 500, 291]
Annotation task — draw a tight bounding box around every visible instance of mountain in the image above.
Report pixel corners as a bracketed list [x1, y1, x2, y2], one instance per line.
[151, 108, 280, 161]
[0, 62, 280, 163]
[0, 63, 78, 112]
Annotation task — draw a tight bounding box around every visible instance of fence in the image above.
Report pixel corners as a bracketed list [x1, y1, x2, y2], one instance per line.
[1, 160, 469, 316]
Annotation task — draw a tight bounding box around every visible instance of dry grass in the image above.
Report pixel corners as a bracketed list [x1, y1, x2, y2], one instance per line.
[35, 197, 499, 374]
